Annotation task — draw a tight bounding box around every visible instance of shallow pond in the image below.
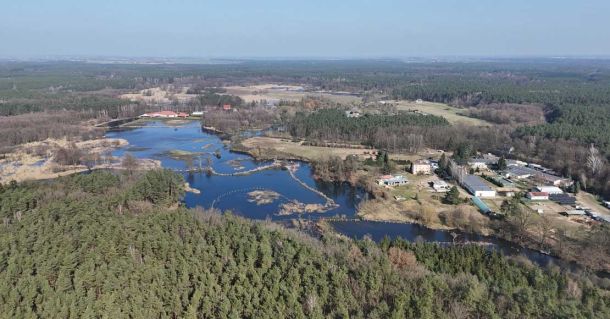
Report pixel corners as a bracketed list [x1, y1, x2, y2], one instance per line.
[106, 121, 366, 221]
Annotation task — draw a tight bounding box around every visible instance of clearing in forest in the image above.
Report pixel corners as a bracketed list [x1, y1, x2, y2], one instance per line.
[394, 100, 491, 126]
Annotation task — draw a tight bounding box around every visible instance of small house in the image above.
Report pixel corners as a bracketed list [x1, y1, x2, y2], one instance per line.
[377, 175, 408, 187]
[177, 112, 189, 118]
[431, 180, 450, 192]
[527, 192, 549, 201]
[223, 104, 232, 111]
[191, 111, 204, 117]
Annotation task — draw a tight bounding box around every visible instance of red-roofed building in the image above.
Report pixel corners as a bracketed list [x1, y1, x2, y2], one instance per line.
[177, 112, 189, 118]
[223, 104, 232, 111]
[527, 192, 549, 201]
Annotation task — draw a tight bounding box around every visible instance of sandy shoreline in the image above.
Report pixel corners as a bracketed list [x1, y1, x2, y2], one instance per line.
[0, 137, 162, 183]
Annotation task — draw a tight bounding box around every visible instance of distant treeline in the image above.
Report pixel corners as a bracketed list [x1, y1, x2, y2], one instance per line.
[0, 94, 136, 116]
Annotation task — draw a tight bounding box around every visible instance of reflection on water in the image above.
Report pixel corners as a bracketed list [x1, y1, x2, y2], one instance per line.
[106, 121, 365, 220]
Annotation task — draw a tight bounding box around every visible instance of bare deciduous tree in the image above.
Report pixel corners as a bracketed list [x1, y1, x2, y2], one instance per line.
[586, 144, 604, 176]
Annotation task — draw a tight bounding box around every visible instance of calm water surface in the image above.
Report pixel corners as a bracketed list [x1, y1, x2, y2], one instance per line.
[106, 121, 365, 221]
[107, 120, 585, 271]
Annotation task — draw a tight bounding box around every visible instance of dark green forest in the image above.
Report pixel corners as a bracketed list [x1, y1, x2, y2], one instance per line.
[0, 170, 608, 318]
[288, 109, 448, 148]
[516, 105, 610, 153]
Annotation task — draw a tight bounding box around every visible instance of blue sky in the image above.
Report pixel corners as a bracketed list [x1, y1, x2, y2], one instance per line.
[1, 0, 609, 58]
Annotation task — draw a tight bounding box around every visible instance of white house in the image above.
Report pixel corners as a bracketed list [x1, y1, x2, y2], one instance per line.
[376, 175, 408, 187]
[431, 180, 450, 192]
[191, 111, 204, 117]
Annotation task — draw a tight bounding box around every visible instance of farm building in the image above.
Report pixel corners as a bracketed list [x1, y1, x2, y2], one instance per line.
[431, 180, 450, 192]
[462, 175, 496, 198]
[535, 186, 563, 195]
[223, 104, 232, 111]
[504, 166, 535, 179]
[191, 111, 204, 117]
[527, 192, 549, 201]
[376, 175, 408, 187]
[411, 160, 432, 175]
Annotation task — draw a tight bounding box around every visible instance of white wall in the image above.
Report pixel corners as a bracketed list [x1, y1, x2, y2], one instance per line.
[475, 190, 496, 198]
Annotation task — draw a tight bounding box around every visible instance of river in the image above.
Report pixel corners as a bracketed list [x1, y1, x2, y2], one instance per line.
[106, 120, 582, 271]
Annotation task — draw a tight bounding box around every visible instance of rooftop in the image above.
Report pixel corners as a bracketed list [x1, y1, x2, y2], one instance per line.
[506, 166, 536, 176]
[536, 186, 563, 193]
[378, 175, 407, 183]
[463, 175, 494, 192]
